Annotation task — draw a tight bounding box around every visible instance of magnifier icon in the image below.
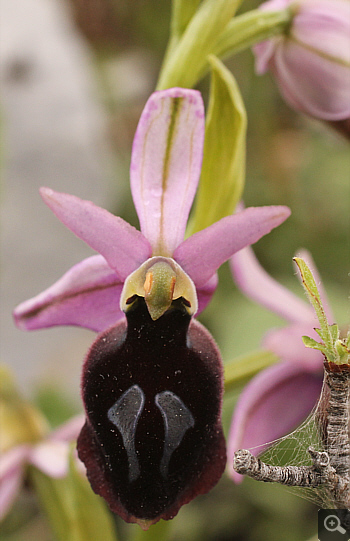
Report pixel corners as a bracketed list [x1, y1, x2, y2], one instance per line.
[324, 515, 346, 534]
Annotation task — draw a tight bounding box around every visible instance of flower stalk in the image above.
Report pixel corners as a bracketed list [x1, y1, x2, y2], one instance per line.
[202, 7, 293, 80]
[157, 0, 241, 89]
[157, 2, 293, 89]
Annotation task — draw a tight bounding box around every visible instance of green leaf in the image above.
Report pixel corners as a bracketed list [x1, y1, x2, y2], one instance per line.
[31, 452, 118, 541]
[293, 257, 333, 351]
[30, 469, 71, 541]
[329, 323, 340, 343]
[157, 0, 242, 89]
[314, 328, 324, 341]
[188, 55, 246, 234]
[335, 339, 350, 364]
[224, 349, 278, 391]
[302, 335, 327, 354]
[68, 453, 117, 541]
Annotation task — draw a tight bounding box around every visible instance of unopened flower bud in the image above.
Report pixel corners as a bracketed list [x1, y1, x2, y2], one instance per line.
[254, 0, 350, 120]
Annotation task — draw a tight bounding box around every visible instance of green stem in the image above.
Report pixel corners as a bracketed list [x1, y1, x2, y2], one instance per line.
[211, 7, 292, 62]
[161, 0, 201, 74]
[157, 0, 242, 90]
[157, 6, 292, 90]
[170, 0, 202, 40]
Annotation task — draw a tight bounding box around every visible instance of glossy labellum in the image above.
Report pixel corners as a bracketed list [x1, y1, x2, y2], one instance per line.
[77, 297, 226, 528]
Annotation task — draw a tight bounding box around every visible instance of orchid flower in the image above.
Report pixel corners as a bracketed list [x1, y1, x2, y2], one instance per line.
[227, 246, 331, 481]
[253, 0, 350, 121]
[14, 88, 290, 333]
[13, 88, 290, 527]
[0, 414, 84, 520]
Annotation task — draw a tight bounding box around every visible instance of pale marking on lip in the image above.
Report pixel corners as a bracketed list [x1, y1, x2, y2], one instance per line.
[108, 384, 145, 483]
[155, 390, 195, 478]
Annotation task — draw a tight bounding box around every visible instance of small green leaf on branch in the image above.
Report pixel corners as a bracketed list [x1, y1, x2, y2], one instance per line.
[294, 257, 350, 365]
[302, 335, 327, 354]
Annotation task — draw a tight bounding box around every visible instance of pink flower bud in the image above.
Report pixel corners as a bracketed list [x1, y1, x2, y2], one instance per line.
[254, 0, 350, 120]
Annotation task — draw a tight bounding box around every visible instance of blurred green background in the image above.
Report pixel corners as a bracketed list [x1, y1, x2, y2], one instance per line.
[1, 0, 349, 540]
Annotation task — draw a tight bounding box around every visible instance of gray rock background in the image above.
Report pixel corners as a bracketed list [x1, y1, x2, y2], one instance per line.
[0, 0, 119, 398]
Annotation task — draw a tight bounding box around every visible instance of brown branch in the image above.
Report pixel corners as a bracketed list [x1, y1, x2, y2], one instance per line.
[233, 447, 350, 508]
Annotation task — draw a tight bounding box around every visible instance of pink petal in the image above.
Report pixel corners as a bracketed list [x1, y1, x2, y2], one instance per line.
[0, 445, 30, 479]
[0, 445, 29, 520]
[174, 205, 291, 288]
[230, 246, 314, 324]
[40, 188, 152, 280]
[29, 441, 70, 478]
[253, 0, 291, 74]
[258, 0, 290, 10]
[196, 273, 219, 315]
[49, 414, 85, 442]
[272, 37, 350, 120]
[294, 0, 350, 66]
[263, 324, 324, 371]
[254, 37, 281, 75]
[227, 362, 322, 482]
[130, 88, 205, 256]
[13, 255, 125, 332]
